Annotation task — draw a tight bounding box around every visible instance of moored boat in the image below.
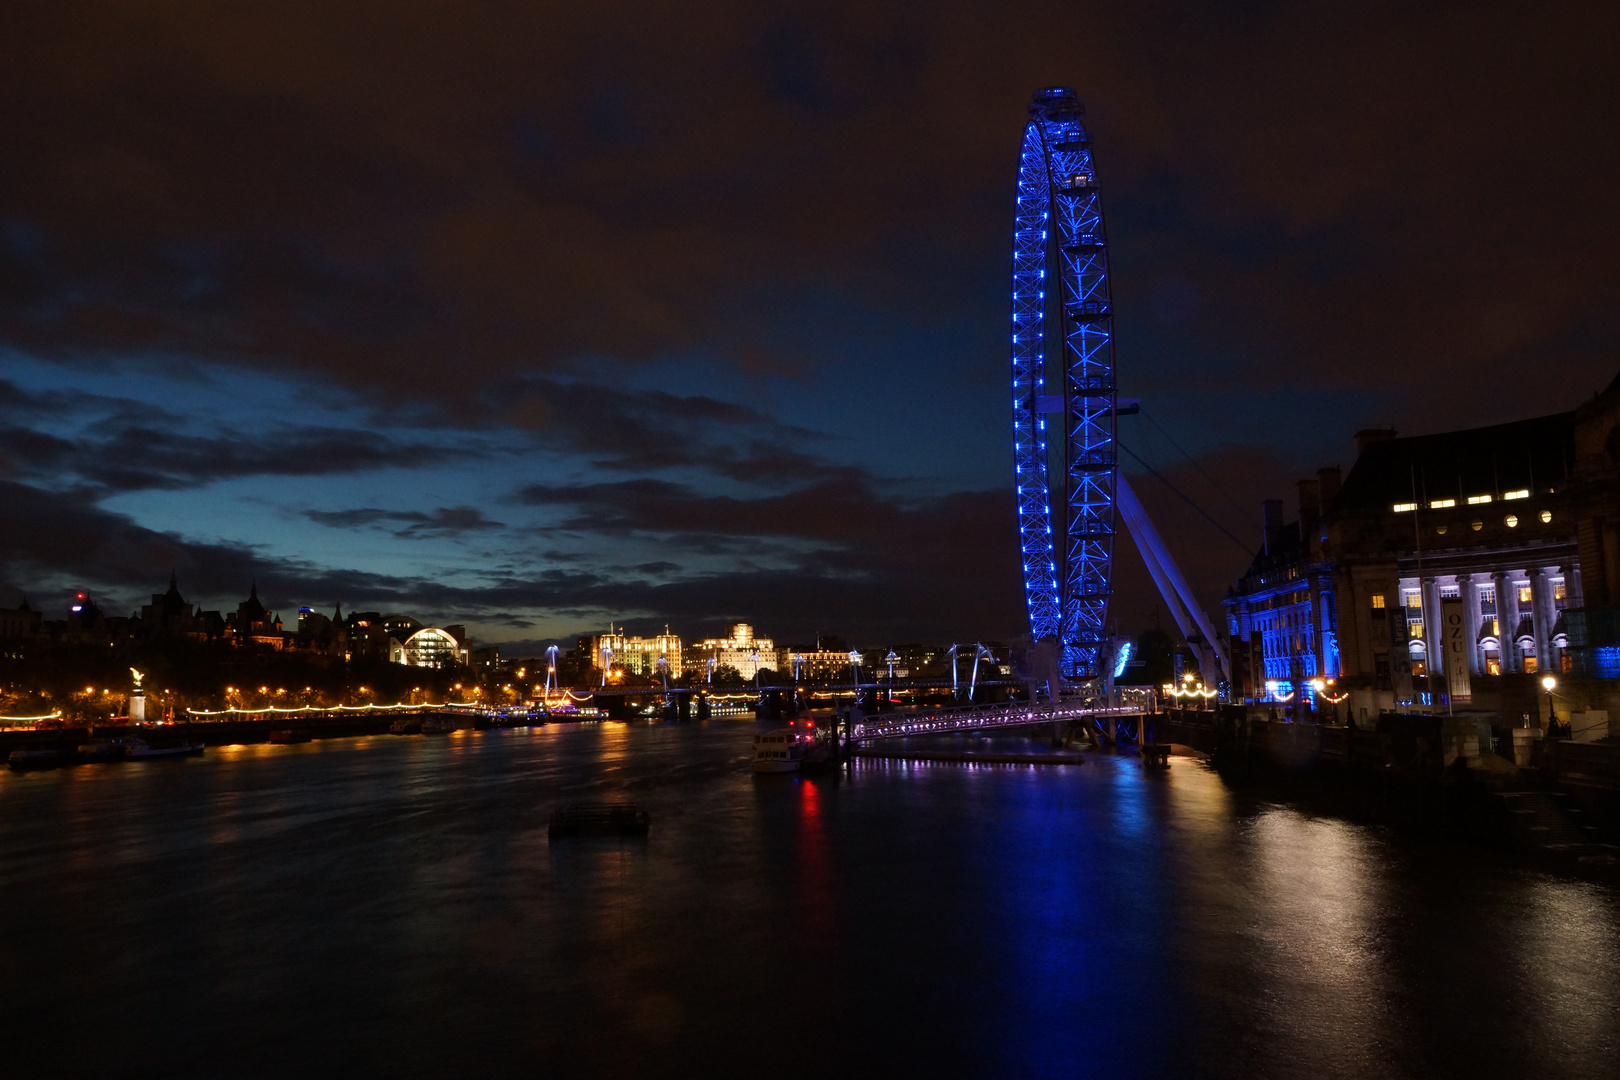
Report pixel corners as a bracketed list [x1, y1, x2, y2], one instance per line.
[268, 728, 313, 744]
[751, 720, 831, 773]
[76, 739, 128, 762]
[123, 737, 204, 760]
[8, 747, 66, 771]
[389, 718, 422, 735]
[420, 716, 456, 735]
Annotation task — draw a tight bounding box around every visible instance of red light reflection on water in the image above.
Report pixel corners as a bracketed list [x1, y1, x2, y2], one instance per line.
[794, 778, 835, 949]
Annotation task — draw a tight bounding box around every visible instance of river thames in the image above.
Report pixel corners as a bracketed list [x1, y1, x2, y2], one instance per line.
[2, 721, 1617, 1078]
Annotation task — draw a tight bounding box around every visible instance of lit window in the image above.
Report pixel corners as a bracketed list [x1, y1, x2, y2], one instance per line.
[1503, 489, 1529, 500]
[1405, 591, 1422, 608]
[1471, 520, 1483, 531]
[1554, 581, 1566, 600]
[1371, 594, 1386, 609]
[1467, 494, 1492, 505]
[1505, 515, 1518, 527]
[1429, 498, 1455, 509]
[1392, 502, 1417, 513]
[1539, 510, 1552, 523]
[1519, 585, 1533, 604]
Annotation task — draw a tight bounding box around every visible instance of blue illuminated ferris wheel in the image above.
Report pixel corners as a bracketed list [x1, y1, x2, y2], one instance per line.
[1009, 87, 1117, 681]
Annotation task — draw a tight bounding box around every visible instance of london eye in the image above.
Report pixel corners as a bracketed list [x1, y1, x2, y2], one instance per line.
[1010, 87, 1118, 681]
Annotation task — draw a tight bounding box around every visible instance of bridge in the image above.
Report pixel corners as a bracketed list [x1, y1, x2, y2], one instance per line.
[848, 688, 1160, 742]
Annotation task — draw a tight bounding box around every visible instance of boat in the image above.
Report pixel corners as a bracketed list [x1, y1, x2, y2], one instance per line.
[752, 720, 832, 774]
[420, 716, 457, 735]
[122, 737, 204, 760]
[8, 747, 66, 771]
[76, 739, 128, 762]
[268, 728, 313, 744]
[548, 802, 650, 838]
[389, 718, 422, 735]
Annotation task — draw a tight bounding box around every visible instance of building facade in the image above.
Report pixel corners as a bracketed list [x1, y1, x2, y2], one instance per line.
[1226, 377, 1620, 721]
[688, 623, 781, 679]
[579, 625, 684, 678]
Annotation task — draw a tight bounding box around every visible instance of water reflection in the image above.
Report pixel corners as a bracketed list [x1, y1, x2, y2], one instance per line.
[0, 728, 1615, 1079]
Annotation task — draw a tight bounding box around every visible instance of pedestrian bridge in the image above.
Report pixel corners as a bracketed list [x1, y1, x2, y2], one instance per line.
[848, 689, 1158, 742]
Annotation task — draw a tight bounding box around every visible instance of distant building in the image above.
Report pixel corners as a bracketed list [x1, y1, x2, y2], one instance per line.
[580, 625, 684, 678]
[139, 574, 203, 638]
[398, 626, 469, 668]
[688, 623, 780, 679]
[0, 598, 40, 640]
[784, 640, 860, 680]
[226, 583, 285, 648]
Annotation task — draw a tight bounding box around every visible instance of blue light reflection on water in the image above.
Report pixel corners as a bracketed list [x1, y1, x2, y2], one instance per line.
[0, 725, 1616, 1079]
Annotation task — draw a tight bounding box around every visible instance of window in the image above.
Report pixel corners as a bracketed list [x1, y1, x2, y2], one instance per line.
[1503, 489, 1529, 500]
[1467, 494, 1492, 505]
[1554, 581, 1566, 601]
[1405, 591, 1422, 608]
[1519, 585, 1533, 604]
[1540, 510, 1552, 523]
[1440, 586, 1459, 598]
[1523, 655, 1538, 674]
[1430, 498, 1455, 509]
[1392, 502, 1417, 513]
[1505, 515, 1519, 528]
[1479, 585, 1496, 607]
[1371, 593, 1386, 609]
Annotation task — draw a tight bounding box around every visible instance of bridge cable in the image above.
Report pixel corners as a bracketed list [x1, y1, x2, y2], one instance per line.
[1135, 407, 1252, 530]
[1115, 439, 1254, 556]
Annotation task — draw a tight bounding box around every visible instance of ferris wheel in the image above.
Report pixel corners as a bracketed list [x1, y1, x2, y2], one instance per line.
[1009, 87, 1118, 681]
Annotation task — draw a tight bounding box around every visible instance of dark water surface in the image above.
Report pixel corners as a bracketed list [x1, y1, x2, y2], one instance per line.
[2, 721, 1617, 1079]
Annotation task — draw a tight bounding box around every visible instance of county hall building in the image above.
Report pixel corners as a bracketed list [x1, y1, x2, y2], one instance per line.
[1225, 372, 1620, 724]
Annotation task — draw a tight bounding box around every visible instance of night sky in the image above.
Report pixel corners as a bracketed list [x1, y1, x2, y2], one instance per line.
[3, 2, 1617, 653]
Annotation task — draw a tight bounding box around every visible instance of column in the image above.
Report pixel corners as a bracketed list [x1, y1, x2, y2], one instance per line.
[1423, 575, 1443, 677]
[1493, 570, 1518, 673]
[1530, 568, 1552, 672]
[1459, 573, 1482, 675]
[1569, 563, 1585, 609]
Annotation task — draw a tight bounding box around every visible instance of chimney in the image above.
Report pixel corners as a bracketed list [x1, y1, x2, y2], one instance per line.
[1354, 428, 1397, 456]
[1298, 478, 1321, 557]
[1317, 465, 1342, 509]
[1262, 498, 1284, 555]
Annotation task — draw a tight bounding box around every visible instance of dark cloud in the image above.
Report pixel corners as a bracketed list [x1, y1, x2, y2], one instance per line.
[0, 418, 463, 492]
[4, 1, 1612, 426]
[304, 506, 504, 536]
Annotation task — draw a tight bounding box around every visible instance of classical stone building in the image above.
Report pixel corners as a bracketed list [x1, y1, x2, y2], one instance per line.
[1227, 374, 1620, 721]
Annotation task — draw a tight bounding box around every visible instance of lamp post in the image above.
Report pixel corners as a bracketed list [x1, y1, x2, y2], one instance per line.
[1542, 675, 1558, 736]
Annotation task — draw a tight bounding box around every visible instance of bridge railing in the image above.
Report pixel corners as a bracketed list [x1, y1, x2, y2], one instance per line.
[849, 694, 1154, 742]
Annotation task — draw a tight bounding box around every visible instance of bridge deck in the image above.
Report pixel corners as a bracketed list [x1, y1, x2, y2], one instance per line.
[850, 696, 1154, 742]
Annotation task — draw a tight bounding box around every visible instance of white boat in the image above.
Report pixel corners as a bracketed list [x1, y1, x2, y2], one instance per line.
[122, 737, 204, 760]
[752, 721, 830, 773]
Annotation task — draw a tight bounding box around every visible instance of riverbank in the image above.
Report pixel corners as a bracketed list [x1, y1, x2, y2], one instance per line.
[1156, 707, 1620, 870]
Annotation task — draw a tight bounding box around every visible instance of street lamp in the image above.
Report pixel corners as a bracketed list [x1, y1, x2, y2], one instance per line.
[1541, 675, 1558, 735]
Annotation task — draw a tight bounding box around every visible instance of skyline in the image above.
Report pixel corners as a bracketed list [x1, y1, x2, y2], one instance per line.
[3, 3, 1618, 651]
